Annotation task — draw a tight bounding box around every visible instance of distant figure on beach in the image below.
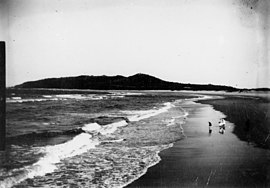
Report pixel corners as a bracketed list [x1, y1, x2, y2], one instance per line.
[222, 119, 226, 129]
[219, 118, 226, 134]
[208, 122, 212, 134]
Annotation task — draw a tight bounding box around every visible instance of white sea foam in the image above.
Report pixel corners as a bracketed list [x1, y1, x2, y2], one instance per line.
[99, 120, 128, 135]
[196, 95, 214, 100]
[7, 93, 131, 103]
[3, 96, 188, 187]
[56, 94, 87, 99]
[82, 120, 128, 135]
[92, 95, 107, 100]
[82, 122, 102, 133]
[120, 143, 174, 188]
[33, 133, 99, 176]
[192, 95, 223, 101]
[55, 94, 109, 100]
[164, 112, 188, 127]
[101, 138, 125, 143]
[12, 97, 22, 100]
[42, 95, 52, 98]
[6, 94, 110, 103]
[6, 98, 59, 103]
[110, 92, 143, 96]
[107, 92, 143, 99]
[125, 92, 143, 96]
[165, 118, 176, 126]
[1, 119, 128, 188]
[0, 133, 99, 188]
[124, 102, 174, 122]
[110, 95, 125, 99]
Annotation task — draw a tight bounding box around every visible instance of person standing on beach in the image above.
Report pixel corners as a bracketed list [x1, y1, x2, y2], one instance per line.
[208, 122, 212, 134]
[219, 118, 225, 134]
[222, 119, 226, 130]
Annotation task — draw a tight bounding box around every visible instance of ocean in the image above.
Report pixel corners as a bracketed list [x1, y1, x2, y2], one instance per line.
[1, 89, 200, 188]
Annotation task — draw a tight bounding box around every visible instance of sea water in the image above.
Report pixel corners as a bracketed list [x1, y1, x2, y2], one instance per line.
[1, 89, 197, 188]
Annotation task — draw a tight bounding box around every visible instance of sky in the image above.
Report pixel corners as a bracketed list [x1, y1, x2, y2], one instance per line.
[0, 0, 269, 88]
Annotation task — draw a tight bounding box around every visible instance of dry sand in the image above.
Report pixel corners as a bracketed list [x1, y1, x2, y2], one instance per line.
[127, 99, 270, 187]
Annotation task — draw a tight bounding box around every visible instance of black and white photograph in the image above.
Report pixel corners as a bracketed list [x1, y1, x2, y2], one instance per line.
[0, 0, 269, 187]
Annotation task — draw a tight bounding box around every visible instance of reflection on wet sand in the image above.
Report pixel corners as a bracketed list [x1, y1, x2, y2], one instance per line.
[128, 100, 270, 187]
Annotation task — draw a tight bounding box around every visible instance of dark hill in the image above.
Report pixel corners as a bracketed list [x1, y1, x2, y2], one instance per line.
[15, 73, 239, 91]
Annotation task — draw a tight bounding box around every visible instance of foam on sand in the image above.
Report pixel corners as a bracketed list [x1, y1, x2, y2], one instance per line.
[165, 118, 176, 126]
[120, 143, 174, 188]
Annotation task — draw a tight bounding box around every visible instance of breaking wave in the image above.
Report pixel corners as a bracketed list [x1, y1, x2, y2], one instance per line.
[1, 119, 131, 187]
[0, 133, 99, 188]
[82, 120, 128, 135]
[6, 93, 128, 103]
[1, 100, 187, 188]
[123, 102, 174, 122]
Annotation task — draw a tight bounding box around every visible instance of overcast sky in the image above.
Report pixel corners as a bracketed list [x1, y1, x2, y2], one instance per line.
[0, 0, 269, 88]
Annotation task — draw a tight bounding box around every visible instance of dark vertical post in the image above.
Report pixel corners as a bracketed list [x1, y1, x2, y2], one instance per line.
[0, 42, 6, 151]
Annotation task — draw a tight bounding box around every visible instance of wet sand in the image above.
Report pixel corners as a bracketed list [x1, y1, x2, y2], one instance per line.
[199, 96, 270, 149]
[127, 100, 270, 187]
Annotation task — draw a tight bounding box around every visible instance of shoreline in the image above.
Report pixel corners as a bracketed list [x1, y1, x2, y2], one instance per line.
[198, 95, 270, 149]
[127, 98, 270, 187]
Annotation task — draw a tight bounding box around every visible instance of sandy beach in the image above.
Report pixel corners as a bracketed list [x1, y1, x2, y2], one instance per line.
[199, 95, 270, 149]
[127, 98, 270, 187]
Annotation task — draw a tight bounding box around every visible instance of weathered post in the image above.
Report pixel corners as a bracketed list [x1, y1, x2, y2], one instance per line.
[0, 42, 6, 151]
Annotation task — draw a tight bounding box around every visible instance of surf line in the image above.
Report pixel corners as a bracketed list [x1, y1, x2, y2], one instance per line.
[122, 101, 189, 187]
[1, 101, 177, 188]
[121, 143, 174, 188]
